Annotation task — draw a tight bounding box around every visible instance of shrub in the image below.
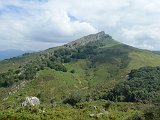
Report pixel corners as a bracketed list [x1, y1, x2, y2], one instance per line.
[63, 91, 85, 106]
[70, 69, 75, 74]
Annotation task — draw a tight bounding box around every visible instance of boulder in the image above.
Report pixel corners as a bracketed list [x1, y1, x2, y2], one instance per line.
[89, 114, 95, 117]
[22, 96, 40, 106]
[96, 113, 103, 118]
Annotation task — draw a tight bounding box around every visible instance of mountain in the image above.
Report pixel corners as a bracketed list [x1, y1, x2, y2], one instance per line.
[0, 31, 160, 120]
[0, 49, 28, 60]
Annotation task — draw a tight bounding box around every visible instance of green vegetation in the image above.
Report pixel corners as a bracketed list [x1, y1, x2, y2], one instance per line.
[0, 48, 71, 87]
[104, 66, 160, 103]
[0, 32, 160, 119]
[0, 101, 159, 120]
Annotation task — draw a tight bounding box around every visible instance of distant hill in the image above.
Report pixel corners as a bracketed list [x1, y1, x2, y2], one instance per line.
[153, 51, 160, 55]
[0, 49, 27, 60]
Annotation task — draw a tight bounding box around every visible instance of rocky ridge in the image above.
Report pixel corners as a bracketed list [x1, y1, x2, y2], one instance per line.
[65, 31, 112, 48]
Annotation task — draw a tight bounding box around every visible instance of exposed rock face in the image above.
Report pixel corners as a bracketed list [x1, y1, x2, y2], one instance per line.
[65, 31, 112, 48]
[22, 97, 40, 106]
[8, 81, 28, 95]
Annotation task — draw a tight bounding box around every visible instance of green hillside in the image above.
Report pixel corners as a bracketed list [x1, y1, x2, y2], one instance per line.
[0, 32, 160, 120]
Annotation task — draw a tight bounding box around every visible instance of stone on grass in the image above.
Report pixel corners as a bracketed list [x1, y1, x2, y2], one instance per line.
[22, 96, 40, 107]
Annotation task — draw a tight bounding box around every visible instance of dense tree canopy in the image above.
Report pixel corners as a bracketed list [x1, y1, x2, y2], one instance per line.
[103, 66, 160, 103]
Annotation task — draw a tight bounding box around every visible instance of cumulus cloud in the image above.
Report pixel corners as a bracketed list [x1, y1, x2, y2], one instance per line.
[0, 0, 160, 50]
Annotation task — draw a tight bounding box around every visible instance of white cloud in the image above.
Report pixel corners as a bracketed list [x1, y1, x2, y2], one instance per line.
[0, 0, 160, 50]
[117, 24, 160, 50]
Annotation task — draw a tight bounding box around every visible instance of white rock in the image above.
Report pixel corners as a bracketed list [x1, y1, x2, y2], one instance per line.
[97, 113, 103, 118]
[89, 114, 95, 117]
[22, 96, 40, 106]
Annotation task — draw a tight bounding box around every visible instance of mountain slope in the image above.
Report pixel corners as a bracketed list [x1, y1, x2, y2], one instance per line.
[0, 32, 160, 100]
[0, 32, 160, 119]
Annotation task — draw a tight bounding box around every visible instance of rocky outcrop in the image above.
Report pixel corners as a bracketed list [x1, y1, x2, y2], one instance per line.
[22, 96, 40, 106]
[65, 31, 112, 48]
[8, 81, 28, 95]
[89, 111, 110, 118]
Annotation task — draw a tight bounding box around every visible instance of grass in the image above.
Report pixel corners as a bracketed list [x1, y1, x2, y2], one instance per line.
[128, 51, 160, 70]
[0, 100, 153, 120]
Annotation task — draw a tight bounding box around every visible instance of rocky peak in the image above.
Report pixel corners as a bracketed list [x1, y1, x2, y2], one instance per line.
[65, 31, 112, 48]
[96, 31, 105, 38]
[95, 31, 111, 40]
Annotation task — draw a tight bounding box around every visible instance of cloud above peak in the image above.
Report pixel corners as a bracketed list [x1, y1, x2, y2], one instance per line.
[0, 0, 160, 51]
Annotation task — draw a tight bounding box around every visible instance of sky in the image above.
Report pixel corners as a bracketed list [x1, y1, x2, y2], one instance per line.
[0, 0, 160, 51]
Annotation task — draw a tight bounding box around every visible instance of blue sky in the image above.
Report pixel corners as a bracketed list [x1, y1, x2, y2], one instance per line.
[0, 0, 160, 51]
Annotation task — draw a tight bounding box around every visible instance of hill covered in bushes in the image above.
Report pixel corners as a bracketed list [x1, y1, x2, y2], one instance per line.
[0, 32, 160, 119]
